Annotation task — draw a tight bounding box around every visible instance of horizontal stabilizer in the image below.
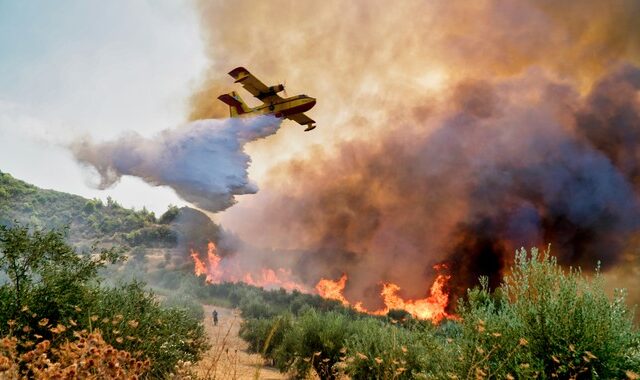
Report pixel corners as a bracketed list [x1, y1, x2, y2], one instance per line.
[217, 92, 252, 117]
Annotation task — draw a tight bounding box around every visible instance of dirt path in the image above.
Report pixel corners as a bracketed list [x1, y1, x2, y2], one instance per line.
[194, 305, 287, 380]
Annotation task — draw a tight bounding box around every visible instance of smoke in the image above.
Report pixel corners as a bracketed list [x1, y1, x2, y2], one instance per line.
[182, 0, 640, 309]
[71, 116, 281, 213]
[576, 65, 640, 189]
[215, 70, 640, 308]
[68, 0, 638, 308]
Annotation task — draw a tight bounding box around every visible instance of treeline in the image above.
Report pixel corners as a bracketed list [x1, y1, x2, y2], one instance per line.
[0, 224, 209, 378]
[216, 249, 640, 379]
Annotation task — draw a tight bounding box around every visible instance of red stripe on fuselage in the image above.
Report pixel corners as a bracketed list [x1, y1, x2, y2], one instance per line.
[273, 99, 316, 117]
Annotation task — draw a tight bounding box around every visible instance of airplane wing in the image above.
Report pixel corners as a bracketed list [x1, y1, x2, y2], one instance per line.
[228, 67, 283, 104]
[286, 112, 316, 131]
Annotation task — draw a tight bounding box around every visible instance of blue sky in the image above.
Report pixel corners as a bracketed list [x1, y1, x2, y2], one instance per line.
[0, 0, 208, 214]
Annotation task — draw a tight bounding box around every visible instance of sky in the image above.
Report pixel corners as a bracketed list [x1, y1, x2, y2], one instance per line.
[0, 0, 207, 214]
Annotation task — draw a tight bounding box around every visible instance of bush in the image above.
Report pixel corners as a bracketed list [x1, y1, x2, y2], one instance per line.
[162, 291, 205, 321]
[231, 247, 640, 380]
[90, 282, 209, 377]
[273, 309, 354, 379]
[343, 318, 443, 379]
[450, 247, 640, 379]
[0, 224, 209, 378]
[0, 330, 150, 379]
[239, 313, 292, 358]
[159, 205, 180, 224]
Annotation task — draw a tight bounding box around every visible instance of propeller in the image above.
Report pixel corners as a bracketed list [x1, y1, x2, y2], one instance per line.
[282, 80, 288, 97]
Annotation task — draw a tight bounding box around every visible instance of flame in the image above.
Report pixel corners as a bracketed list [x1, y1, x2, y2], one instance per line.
[315, 274, 349, 305]
[190, 241, 223, 283]
[191, 242, 452, 321]
[190, 250, 207, 277]
[241, 268, 308, 292]
[189, 241, 308, 292]
[315, 266, 453, 323]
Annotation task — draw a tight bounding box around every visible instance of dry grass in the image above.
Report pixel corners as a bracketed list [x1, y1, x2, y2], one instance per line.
[193, 306, 286, 380]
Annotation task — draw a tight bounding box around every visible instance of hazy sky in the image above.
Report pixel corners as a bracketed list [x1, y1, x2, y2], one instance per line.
[0, 0, 207, 214]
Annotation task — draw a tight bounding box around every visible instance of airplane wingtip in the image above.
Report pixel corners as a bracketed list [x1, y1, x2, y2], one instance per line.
[228, 66, 249, 77]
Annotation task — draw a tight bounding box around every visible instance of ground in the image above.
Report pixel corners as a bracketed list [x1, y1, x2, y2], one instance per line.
[195, 305, 287, 380]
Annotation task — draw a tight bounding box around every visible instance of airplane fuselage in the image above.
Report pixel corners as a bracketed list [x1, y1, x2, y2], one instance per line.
[248, 95, 316, 118]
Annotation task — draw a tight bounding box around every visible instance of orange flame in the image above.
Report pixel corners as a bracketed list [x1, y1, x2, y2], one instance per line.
[315, 274, 349, 305]
[315, 266, 452, 323]
[191, 242, 452, 321]
[189, 241, 308, 292]
[190, 241, 223, 283]
[190, 250, 207, 277]
[241, 268, 308, 292]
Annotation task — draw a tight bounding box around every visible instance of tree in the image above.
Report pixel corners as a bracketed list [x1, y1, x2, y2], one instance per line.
[0, 224, 121, 315]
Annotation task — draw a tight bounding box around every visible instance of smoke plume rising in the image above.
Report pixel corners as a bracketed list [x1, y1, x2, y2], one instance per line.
[181, 0, 640, 309]
[71, 116, 281, 213]
[220, 70, 640, 308]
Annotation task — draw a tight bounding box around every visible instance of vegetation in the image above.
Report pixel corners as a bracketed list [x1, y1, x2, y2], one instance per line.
[0, 224, 208, 378]
[229, 248, 640, 379]
[3, 171, 640, 379]
[0, 330, 150, 379]
[0, 170, 178, 248]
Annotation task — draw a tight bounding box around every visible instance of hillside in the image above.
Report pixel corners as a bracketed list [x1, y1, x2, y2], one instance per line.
[0, 170, 223, 255]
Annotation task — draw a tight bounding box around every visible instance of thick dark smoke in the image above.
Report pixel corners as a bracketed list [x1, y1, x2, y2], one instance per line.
[183, 0, 640, 309]
[71, 116, 281, 213]
[576, 65, 640, 189]
[220, 68, 640, 309]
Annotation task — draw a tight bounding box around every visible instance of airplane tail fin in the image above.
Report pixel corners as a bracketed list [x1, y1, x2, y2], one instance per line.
[217, 91, 252, 117]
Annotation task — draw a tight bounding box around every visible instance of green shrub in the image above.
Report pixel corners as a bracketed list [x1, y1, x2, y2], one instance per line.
[342, 318, 445, 379]
[239, 294, 275, 319]
[273, 309, 353, 379]
[159, 205, 180, 224]
[446, 277, 538, 379]
[450, 247, 640, 379]
[90, 282, 209, 377]
[239, 313, 293, 357]
[0, 224, 209, 378]
[230, 247, 640, 380]
[162, 291, 205, 321]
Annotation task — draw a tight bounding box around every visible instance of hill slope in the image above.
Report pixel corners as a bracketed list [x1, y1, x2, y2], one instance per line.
[0, 170, 221, 253]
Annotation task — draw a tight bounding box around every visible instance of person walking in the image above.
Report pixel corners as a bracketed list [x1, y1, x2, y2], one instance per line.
[212, 309, 218, 326]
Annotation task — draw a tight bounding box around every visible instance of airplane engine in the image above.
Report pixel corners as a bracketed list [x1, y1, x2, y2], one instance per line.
[269, 84, 285, 93]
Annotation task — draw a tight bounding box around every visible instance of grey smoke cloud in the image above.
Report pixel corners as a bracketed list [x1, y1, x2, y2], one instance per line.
[71, 116, 282, 212]
[217, 68, 640, 310]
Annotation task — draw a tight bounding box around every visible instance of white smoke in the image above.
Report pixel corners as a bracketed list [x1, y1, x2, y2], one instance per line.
[70, 116, 282, 212]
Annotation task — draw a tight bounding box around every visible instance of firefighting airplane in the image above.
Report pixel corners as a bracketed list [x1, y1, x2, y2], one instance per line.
[218, 67, 317, 131]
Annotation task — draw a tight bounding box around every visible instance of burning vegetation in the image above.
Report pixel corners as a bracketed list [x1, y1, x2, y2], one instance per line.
[315, 266, 452, 322]
[191, 240, 453, 321]
[188, 64, 640, 321]
[189, 241, 309, 293]
[66, 0, 640, 322]
[181, 0, 640, 318]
